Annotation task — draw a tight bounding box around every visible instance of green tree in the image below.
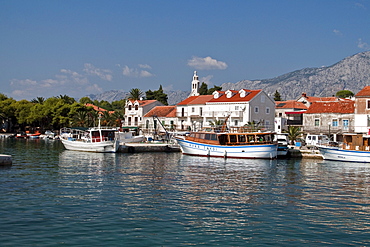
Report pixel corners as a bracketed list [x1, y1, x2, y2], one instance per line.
[145, 85, 168, 105]
[79, 96, 93, 105]
[336, 90, 354, 98]
[274, 90, 282, 101]
[31, 97, 45, 104]
[199, 82, 208, 95]
[111, 99, 126, 111]
[244, 121, 262, 132]
[128, 88, 144, 100]
[284, 126, 302, 145]
[207, 85, 222, 95]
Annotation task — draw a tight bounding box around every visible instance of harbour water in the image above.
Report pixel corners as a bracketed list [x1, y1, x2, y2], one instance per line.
[1, 139, 370, 246]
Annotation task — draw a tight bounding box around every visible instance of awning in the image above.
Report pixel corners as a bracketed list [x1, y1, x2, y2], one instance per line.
[285, 111, 306, 114]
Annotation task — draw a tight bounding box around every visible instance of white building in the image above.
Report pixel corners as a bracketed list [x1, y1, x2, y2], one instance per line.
[176, 72, 275, 131]
[124, 99, 164, 127]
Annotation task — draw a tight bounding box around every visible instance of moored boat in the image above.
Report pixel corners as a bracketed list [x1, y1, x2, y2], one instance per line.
[175, 128, 277, 159]
[318, 133, 370, 162]
[60, 122, 119, 153]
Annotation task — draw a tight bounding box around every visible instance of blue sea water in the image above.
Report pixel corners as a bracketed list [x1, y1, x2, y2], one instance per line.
[1, 138, 370, 246]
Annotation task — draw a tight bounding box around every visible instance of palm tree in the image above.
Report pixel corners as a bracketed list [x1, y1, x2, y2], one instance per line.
[285, 126, 302, 145]
[127, 88, 144, 101]
[209, 119, 224, 131]
[244, 121, 262, 132]
[31, 97, 45, 104]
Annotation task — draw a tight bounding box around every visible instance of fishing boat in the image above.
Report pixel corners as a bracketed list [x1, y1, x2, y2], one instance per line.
[175, 127, 277, 159]
[60, 120, 119, 153]
[318, 133, 370, 162]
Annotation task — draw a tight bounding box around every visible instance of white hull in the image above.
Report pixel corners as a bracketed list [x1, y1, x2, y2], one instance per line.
[61, 138, 118, 153]
[319, 146, 370, 163]
[176, 138, 277, 159]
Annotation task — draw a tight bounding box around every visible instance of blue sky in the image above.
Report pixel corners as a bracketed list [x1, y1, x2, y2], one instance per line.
[1, 0, 369, 100]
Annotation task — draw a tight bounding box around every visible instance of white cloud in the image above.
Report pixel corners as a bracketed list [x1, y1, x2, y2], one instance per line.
[83, 63, 113, 81]
[201, 75, 214, 86]
[355, 2, 366, 9]
[139, 64, 152, 69]
[358, 38, 369, 49]
[333, 29, 343, 36]
[9, 66, 106, 100]
[122, 65, 154, 78]
[187, 56, 228, 70]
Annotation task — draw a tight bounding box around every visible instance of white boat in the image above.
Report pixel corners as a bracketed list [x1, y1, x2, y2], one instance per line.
[274, 133, 289, 157]
[116, 126, 145, 143]
[60, 123, 119, 153]
[175, 129, 277, 159]
[318, 133, 370, 162]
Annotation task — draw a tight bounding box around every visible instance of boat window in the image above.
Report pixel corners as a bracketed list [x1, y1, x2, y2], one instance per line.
[238, 135, 246, 142]
[210, 134, 218, 141]
[256, 135, 264, 142]
[247, 135, 255, 142]
[199, 133, 206, 139]
[229, 135, 237, 143]
[219, 135, 227, 145]
[205, 133, 211, 140]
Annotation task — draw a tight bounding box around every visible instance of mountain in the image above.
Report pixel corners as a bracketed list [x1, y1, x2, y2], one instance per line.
[87, 51, 370, 103]
[220, 51, 370, 100]
[87, 90, 189, 106]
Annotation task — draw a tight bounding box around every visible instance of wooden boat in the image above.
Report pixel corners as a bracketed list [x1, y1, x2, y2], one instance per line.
[175, 127, 277, 159]
[60, 120, 119, 153]
[318, 133, 370, 162]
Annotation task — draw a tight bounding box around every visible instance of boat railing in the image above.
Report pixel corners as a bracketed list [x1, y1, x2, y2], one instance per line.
[201, 126, 272, 133]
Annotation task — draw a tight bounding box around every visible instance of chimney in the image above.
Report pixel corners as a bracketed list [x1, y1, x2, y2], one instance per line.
[302, 92, 307, 98]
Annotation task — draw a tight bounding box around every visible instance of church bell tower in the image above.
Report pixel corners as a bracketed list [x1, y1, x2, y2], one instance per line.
[189, 71, 200, 97]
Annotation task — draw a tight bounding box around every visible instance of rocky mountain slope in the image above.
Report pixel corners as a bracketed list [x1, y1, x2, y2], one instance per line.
[87, 51, 370, 104]
[221, 51, 370, 100]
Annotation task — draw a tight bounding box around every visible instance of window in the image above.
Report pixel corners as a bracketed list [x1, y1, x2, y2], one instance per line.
[343, 119, 349, 130]
[235, 105, 239, 110]
[200, 107, 203, 116]
[234, 120, 238, 126]
[238, 135, 246, 142]
[254, 107, 259, 113]
[367, 100, 370, 109]
[266, 107, 270, 114]
[332, 119, 338, 127]
[367, 115, 370, 127]
[192, 107, 195, 113]
[229, 135, 237, 143]
[261, 95, 265, 103]
[181, 108, 185, 117]
[135, 105, 138, 110]
[128, 105, 132, 111]
[314, 119, 320, 126]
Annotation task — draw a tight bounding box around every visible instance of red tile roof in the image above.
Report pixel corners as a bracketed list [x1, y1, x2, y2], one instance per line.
[304, 101, 354, 114]
[304, 96, 337, 102]
[355, 86, 370, 97]
[144, 106, 177, 118]
[86, 103, 107, 112]
[177, 90, 261, 105]
[208, 89, 261, 103]
[176, 95, 214, 105]
[275, 100, 307, 109]
[127, 100, 158, 106]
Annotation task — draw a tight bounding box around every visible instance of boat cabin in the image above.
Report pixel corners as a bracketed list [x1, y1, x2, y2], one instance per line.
[342, 134, 370, 151]
[186, 131, 275, 146]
